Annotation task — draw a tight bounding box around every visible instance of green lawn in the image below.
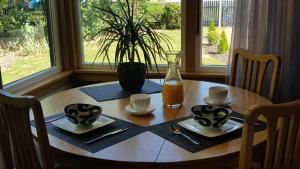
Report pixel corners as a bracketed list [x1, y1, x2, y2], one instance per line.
[1, 28, 229, 85]
[83, 29, 225, 65]
[1, 52, 51, 85]
[83, 29, 182, 64]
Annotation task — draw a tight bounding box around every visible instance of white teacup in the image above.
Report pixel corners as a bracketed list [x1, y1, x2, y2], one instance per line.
[130, 94, 151, 112]
[209, 86, 228, 103]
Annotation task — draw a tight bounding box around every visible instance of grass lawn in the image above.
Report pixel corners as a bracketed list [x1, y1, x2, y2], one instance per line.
[83, 29, 226, 65]
[1, 49, 51, 85]
[83, 29, 182, 64]
[1, 27, 230, 85]
[4, 56, 51, 85]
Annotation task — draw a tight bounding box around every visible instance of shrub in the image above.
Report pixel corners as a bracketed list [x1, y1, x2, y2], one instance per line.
[207, 20, 220, 44]
[20, 24, 40, 55]
[161, 3, 181, 29]
[81, 0, 106, 39]
[207, 30, 220, 44]
[144, 3, 165, 29]
[209, 20, 216, 32]
[218, 31, 229, 54]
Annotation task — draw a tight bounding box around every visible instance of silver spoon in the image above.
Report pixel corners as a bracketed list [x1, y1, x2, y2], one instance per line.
[170, 125, 200, 145]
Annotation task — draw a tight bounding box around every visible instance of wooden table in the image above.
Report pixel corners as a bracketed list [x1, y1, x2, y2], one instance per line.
[40, 80, 271, 169]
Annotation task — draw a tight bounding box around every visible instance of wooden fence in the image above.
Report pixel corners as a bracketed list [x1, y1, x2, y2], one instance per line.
[202, 0, 235, 27]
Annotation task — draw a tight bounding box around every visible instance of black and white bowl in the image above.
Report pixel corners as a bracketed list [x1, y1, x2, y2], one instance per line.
[191, 105, 232, 129]
[64, 103, 102, 126]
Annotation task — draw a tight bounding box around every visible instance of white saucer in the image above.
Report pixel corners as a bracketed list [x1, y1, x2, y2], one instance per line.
[125, 104, 155, 116]
[178, 118, 242, 137]
[203, 96, 233, 106]
[52, 116, 115, 134]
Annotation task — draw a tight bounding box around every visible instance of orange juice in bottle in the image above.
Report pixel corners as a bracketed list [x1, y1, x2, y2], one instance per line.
[162, 51, 184, 108]
[163, 80, 184, 106]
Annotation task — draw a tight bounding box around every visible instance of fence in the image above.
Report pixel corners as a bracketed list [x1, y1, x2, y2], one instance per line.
[202, 0, 235, 27]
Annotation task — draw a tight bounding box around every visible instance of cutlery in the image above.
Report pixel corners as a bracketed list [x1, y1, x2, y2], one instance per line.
[85, 127, 131, 144]
[230, 117, 260, 126]
[45, 115, 65, 123]
[170, 124, 200, 145]
[223, 126, 234, 132]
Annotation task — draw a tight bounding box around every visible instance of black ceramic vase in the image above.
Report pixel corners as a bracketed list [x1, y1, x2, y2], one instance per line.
[117, 62, 146, 92]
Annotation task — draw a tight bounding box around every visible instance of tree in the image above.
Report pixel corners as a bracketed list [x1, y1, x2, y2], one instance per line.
[207, 20, 219, 44]
[82, 0, 150, 39]
[161, 3, 181, 29]
[218, 31, 229, 54]
[0, 0, 30, 34]
[208, 20, 216, 32]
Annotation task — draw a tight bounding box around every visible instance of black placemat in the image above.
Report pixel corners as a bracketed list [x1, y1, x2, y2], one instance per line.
[148, 112, 266, 153]
[80, 80, 162, 102]
[31, 113, 146, 153]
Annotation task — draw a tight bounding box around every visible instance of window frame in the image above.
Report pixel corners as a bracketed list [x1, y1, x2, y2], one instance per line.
[3, 0, 62, 93]
[195, 0, 229, 74]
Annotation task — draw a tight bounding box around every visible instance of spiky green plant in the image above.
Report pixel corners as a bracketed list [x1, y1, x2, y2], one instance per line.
[208, 20, 216, 32]
[86, 0, 173, 71]
[218, 30, 229, 54]
[207, 20, 220, 44]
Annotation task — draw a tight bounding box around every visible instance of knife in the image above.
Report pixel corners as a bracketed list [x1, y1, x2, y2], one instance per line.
[84, 127, 132, 144]
[230, 117, 261, 126]
[45, 115, 65, 123]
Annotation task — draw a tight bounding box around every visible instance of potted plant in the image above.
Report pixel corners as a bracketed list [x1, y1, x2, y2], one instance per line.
[86, 0, 172, 92]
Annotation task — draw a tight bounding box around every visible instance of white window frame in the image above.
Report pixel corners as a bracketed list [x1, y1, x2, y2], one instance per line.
[195, 0, 228, 74]
[4, 0, 62, 93]
[77, 0, 186, 72]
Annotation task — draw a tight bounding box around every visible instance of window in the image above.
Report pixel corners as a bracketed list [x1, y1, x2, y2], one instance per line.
[80, 0, 182, 69]
[79, 0, 234, 74]
[197, 0, 234, 72]
[0, 0, 60, 91]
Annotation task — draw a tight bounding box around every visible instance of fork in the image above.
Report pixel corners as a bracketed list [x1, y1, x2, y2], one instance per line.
[170, 124, 200, 145]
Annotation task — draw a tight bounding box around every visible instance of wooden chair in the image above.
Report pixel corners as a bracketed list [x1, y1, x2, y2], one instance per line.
[0, 89, 61, 169]
[229, 48, 281, 101]
[239, 100, 300, 169]
[0, 67, 11, 169]
[0, 66, 3, 89]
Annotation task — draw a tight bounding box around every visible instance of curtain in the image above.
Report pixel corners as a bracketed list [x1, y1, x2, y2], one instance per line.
[228, 0, 298, 102]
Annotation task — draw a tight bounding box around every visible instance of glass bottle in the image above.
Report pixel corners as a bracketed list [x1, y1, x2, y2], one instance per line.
[162, 51, 184, 108]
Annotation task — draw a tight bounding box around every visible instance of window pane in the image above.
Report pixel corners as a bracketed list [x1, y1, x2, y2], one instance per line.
[201, 0, 234, 66]
[0, 0, 52, 85]
[81, 0, 181, 66]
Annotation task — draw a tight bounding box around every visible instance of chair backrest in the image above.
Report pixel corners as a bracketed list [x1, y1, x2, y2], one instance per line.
[239, 100, 300, 169]
[0, 89, 54, 169]
[0, 66, 3, 89]
[229, 48, 281, 101]
[0, 67, 10, 169]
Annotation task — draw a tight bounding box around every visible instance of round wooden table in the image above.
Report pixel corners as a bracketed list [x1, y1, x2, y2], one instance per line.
[41, 80, 271, 169]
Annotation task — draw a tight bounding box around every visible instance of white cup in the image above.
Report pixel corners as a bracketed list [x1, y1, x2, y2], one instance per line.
[130, 94, 151, 112]
[209, 86, 228, 103]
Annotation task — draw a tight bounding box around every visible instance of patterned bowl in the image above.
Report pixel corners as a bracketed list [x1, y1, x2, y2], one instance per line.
[64, 103, 102, 126]
[191, 105, 232, 129]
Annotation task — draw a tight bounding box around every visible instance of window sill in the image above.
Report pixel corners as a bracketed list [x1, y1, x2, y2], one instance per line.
[74, 69, 226, 83]
[9, 69, 225, 98]
[13, 71, 73, 96]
